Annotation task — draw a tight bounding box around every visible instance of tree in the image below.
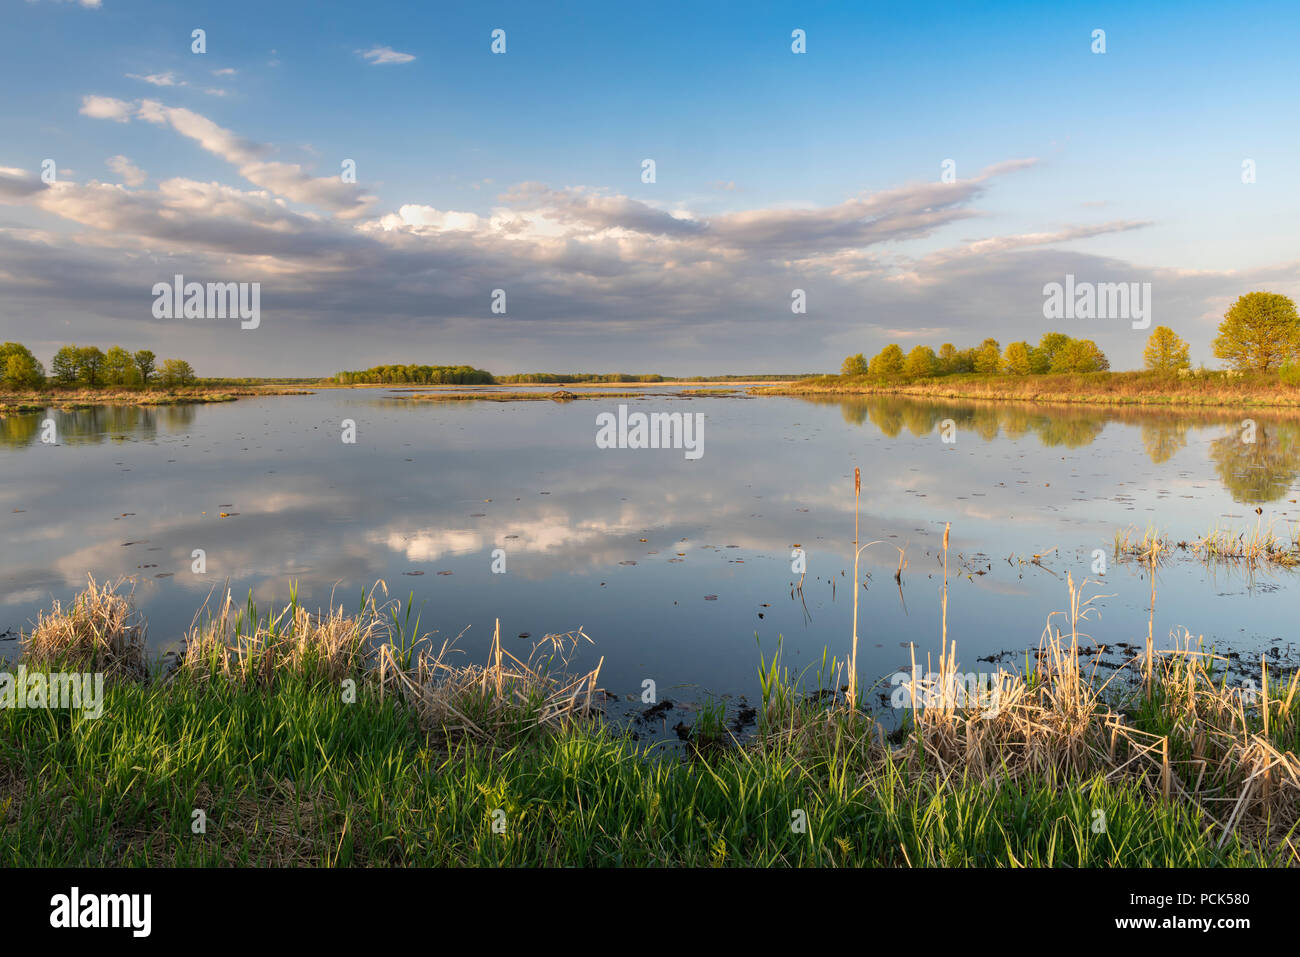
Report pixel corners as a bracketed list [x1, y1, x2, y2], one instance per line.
[867, 344, 905, 378]
[973, 338, 1001, 374]
[103, 346, 141, 386]
[75, 346, 105, 386]
[1143, 326, 1191, 372]
[51, 345, 80, 385]
[1212, 292, 1300, 372]
[1, 343, 44, 388]
[134, 350, 156, 385]
[1030, 332, 1071, 374]
[1052, 338, 1109, 373]
[937, 343, 959, 375]
[159, 358, 197, 387]
[1003, 341, 1032, 375]
[840, 353, 868, 376]
[903, 345, 938, 378]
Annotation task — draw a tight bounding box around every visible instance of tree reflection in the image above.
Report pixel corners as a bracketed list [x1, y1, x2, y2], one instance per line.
[0, 404, 197, 448]
[0, 412, 43, 448]
[809, 394, 1300, 503]
[1209, 420, 1300, 503]
[1141, 422, 1189, 464]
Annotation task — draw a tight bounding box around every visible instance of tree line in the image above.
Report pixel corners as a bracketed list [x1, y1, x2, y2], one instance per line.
[840, 293, 1300, 380]
[334, 364, 495, 385]
[0, 343, 197, 389]
[842, 333, 1110, 379]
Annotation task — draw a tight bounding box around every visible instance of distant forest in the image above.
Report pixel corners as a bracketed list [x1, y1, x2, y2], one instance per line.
[333, 365, 810, 384]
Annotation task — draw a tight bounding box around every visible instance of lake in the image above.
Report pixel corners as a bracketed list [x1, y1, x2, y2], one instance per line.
[3, 388, 1298, 712]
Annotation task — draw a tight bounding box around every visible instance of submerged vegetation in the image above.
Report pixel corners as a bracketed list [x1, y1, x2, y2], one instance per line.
[1114, 521, 1300, 569]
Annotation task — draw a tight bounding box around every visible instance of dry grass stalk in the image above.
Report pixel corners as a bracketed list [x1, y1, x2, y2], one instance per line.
[175, 589, 378, 686]
[380, 628, 601, 744]
[21, 576, 146, 680]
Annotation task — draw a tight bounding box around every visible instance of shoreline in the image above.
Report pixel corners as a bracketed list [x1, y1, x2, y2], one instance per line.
[1, 570, 1296, 866]
[0, 385, 315, 413]
[754, 371, 1300, 410]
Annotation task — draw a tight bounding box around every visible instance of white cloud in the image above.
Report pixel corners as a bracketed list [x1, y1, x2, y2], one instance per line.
[105, 155, 146, 186]
[7, 100, 1294, 374]
[358, 46, 415, 65]
[84, 97, 376, 218]
[126, 71, 182, 87]
[78, 95, 133, 122]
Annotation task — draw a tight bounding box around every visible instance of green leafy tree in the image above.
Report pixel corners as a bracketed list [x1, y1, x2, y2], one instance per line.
[102, 346, 141, 386]
[1142, 326, 1191, 372]
[75, 346, 105, 386]
[0, 343, 44, 388]
[1003, 341, 1032, 375]
[867, 344, 905, 378]
[1212, 292, 1300, 372]
[840, 353, 868, 376]
[1051, 338, 1109, 373]
[51, 345, 80, 385]
[134, 350, 156, 385]
[936, 343, 959, 375]
[903, 345, 938, 378]
[159, 358, 197, 387]
[1030, 332, 1071, 374]
[973, 338, 1001, 374]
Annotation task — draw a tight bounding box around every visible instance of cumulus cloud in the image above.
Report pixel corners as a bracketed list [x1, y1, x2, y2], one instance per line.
[5, 101, 1296, 375]
[0, 167, 47, 198]
[105, 155, 146, 186]
[79, 94, 133, 122]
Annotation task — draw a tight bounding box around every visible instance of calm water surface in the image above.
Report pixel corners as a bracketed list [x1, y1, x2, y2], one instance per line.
[3, 388, 1299, 702]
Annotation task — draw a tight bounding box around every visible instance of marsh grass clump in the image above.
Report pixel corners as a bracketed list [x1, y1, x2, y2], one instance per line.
[175, 584, 382, 687]
[1196, 521, 1300, 567]
[1113, 520, 1300, 569]
[1113, 524, 1168, 564]
[380, 621, 603, 747]
[20, 576, 145, 680]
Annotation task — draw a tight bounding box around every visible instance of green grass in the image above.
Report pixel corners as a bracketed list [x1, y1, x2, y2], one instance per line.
[0, 670, 1277, 867]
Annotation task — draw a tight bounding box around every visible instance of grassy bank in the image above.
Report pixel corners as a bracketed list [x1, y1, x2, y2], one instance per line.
[757, 370, 1300, 409]
[0, 384, 312, 413]
[2, 574, 1297, 867]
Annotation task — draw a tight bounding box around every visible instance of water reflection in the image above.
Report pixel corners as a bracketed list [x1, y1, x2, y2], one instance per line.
[0, 404, 198, 448]
[1209, 421, 1300, 504]
[4, 389, 1300, 700]
[819, 395, 1300, 503]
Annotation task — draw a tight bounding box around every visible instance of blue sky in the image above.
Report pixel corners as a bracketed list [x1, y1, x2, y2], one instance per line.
[2, 0, 1298, 375]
